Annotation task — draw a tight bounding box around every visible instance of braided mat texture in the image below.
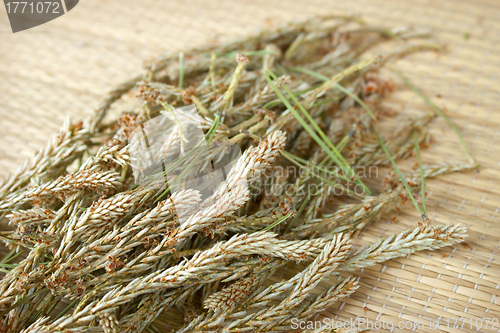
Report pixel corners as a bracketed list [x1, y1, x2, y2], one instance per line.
[0, 0, 499, 332]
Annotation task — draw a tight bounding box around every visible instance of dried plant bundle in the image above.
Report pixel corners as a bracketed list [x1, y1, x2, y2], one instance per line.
[0, 14, 476, 333]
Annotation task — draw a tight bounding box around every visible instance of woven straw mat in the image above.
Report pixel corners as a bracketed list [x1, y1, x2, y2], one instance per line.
[0, 0, 499, 332]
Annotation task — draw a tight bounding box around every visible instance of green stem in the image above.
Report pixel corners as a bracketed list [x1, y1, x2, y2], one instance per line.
[209, 51, 217, 92]
[262, 85, 320, 109]
[155, 114, 220, 202]
[149, 324, 162, 333]
[290, 67, 376, 120]
[266, 70, 371, 195]
[285, 192, 310, 233]
[45, 297, 62, 317]
[281, 151, 350, 182]
[373, 126, 423, 216]
[54, 298, 79, 320]
[261, 213, 294, 232]
[396, 70, 474, 164]
[178, 52, 184, 99]
[281, 151, 364, 199]
[0, 249, 15, 265]
[414, 131, 427, 215]
[0, 288, 48, 317]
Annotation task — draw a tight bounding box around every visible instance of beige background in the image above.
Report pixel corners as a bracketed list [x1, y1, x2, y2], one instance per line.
[1, 0, 499, 332]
